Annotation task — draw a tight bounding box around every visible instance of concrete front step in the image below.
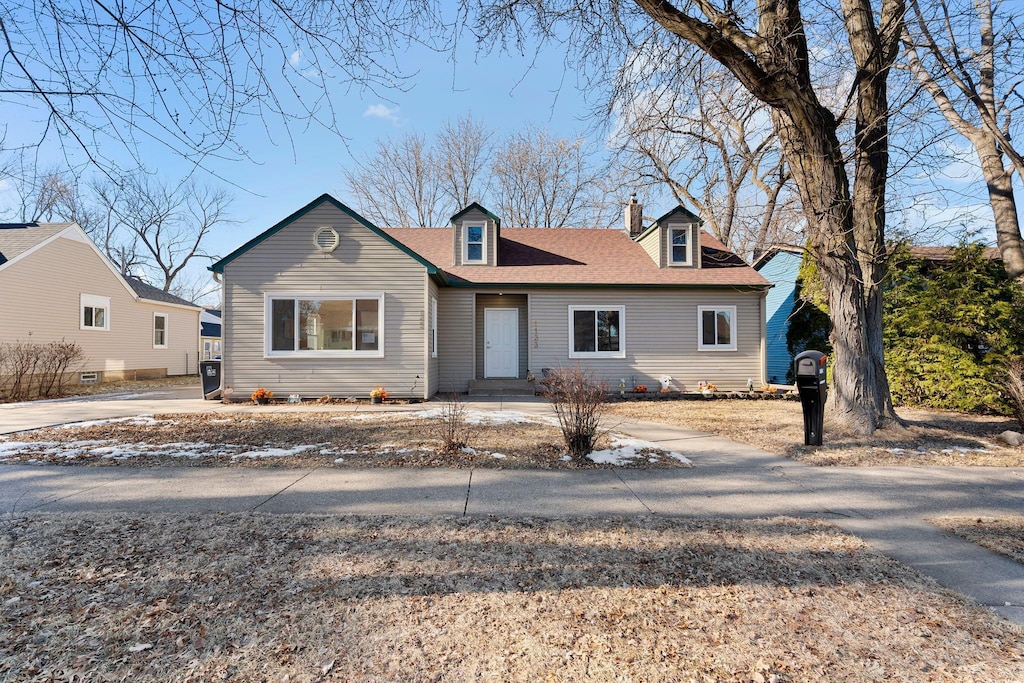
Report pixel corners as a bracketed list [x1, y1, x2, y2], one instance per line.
[467, 379, 538, 396]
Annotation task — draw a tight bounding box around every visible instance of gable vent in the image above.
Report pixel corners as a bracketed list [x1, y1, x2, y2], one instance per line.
[313, 227, 340, 253]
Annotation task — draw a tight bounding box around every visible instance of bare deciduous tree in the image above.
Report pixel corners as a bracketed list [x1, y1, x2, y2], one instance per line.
[493, 126, 611, 228]
[92, 176, 232, 296]
[902, 0, 1024, 277]
[0, 1, 447, 172]
[436, 114, 495, 210]
[474, 0, 904, 434]
[613, 54, 799, 258]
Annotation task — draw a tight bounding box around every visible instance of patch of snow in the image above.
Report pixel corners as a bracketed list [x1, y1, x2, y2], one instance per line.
[231, 445, 318, 460]
[491, 452, 508, 459]
[461, 446, 480, 455]
[587, 435, 692, 466]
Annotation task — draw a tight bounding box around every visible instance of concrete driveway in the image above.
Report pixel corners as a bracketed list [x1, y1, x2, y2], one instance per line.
[1, 390, 1022, 624]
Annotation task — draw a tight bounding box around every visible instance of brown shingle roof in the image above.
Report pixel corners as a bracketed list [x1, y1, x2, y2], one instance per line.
[908, 245, 1001, 261]
[383, 227, 769, 287]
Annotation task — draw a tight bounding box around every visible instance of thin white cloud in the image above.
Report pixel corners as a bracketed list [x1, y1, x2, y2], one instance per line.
[363, 104, 403, 126]
[289, 49, 303, 67]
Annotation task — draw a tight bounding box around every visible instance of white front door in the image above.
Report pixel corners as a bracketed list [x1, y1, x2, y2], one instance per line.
[484, 308, 518, 378]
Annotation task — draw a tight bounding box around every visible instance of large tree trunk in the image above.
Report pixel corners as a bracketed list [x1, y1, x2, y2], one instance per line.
[975, 134, 1024, 278]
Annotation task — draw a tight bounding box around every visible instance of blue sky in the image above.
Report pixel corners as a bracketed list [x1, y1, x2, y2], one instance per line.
[1, 8, 1008, 298]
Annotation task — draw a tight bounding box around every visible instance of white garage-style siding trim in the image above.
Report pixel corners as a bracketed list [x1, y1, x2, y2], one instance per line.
[527, 288, 764, 391]
[221, 202, 428, 399]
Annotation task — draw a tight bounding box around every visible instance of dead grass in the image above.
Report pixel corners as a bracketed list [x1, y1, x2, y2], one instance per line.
[0, 412, 689, 470]
[931, 516, 1024, 565]
[3, 375, 201, 402]
[607, 400, 1024, 467]
[0, 513, 1021, 681]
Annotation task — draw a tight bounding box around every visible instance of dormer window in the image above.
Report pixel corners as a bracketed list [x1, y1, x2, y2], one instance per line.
[464, 224, 485, 263]
[669, 225, 692, 266]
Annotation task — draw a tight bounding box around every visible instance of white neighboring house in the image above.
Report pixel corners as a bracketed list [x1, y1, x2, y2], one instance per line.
[0, 221, 202, 383]
[200, 309, 222, 360]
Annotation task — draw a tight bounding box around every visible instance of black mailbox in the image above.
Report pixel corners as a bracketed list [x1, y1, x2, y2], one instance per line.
[793, 350, 827, 446]
[200, 360, 222, 399]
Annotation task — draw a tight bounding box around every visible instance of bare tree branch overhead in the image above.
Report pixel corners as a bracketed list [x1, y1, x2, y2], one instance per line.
[902, 0, 1024, 277]
[0, 0, 450, 173]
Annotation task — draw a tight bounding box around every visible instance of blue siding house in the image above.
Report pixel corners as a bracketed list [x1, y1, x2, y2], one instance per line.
[753, 246, 803, 383]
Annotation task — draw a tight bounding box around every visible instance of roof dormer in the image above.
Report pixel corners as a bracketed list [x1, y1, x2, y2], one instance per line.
[633, 205, 703, 269]
[451, 202, 501, 267]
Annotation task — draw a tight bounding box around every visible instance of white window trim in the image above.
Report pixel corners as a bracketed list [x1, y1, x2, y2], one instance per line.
[697, 305, 737, 351]
[462, 222, 486, 264]
[80, 294, 110, 331]
[153, 312, 169, 349]
[264, 292, 385, 359]
[668, 223, 693, 266]
[568, 305, 626, 359]
[430, 296, 438, 358]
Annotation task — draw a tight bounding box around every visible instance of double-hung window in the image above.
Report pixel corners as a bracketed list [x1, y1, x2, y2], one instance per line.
[266, 293, 383, 357]
[153, 313, 168, 348]
[81, 294, 110, 331]
[569, 306, 625, 358]
[669, 225, 692, 266]
[464, 224, 485, 263]
[698, 306, 737, 351]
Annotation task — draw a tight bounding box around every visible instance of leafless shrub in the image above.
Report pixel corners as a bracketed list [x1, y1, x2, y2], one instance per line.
[435, 393, 469, 454]
[36, 340, 85, 398]
[1006, 359, 1024, 430]
[544, 365, 609, 462]
[0, 340, 85, 401]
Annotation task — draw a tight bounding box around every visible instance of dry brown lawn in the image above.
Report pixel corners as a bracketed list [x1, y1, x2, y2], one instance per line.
[607, 399, 1024, 467]
[931, 516, 1024, 565]
[0, 412, 690, 470]
[1, 513, 1021, 682]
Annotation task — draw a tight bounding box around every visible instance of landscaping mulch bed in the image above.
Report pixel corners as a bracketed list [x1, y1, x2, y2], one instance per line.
[1, 513, 1021, 682]
[607, 400, 1024, 467]
[0, 412, 691, 470]
[931, 516, 1024, 566]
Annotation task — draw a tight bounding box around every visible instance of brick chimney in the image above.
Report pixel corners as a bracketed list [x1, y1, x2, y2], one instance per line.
[625, 194, 643, 237]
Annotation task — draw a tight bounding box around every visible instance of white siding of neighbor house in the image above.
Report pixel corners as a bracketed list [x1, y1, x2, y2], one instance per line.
[0, 234, 199, 378]
[436, 288, 475, 393]
[222, 203, 428, 398]
[527, 289, 764, 391]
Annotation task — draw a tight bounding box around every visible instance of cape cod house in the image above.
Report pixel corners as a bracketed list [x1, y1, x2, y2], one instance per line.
[210, 194, 771, 400]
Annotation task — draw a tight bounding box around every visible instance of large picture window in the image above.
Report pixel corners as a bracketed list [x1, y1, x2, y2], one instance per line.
[464, 224, 484, 263]
[266, 294, 383, 357]
[698, 306, 737, 351]
[81, 294, 110, 331]
[569, 306, 625, 358]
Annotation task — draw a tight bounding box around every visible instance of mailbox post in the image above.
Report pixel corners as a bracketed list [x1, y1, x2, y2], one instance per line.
[793, 350, 827, 446]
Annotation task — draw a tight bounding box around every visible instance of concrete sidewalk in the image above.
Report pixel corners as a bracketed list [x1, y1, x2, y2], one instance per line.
[1, 391, 1023, 624]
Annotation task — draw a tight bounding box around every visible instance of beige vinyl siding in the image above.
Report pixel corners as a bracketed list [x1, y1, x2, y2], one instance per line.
[528, 289, 764, 391]
[436, 289, 475, 393]
[0, 235, 199, 377]
[637, 228, 663, 268]
[427, 277, 440, 397]
[474, 293, 528, 379]
[222, 203, 427, 398]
